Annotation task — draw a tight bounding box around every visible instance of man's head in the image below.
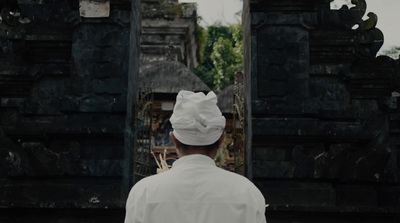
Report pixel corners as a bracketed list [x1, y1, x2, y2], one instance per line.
[169, 90, 226, 157]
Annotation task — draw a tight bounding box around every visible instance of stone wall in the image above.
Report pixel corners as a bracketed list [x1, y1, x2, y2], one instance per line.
[140, 0, 199, 69]
[243, 0, 400, 222]
[0, 0, 140, 222]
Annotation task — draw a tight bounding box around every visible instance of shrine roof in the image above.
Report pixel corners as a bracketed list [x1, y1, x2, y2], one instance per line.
[139, 61, 210, 93]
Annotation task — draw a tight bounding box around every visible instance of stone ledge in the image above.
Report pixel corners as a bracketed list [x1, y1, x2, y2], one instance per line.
[266, 204, 400, 215]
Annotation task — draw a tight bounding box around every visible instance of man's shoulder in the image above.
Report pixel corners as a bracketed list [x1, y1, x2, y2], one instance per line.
[134, 171, 171, 187]
[214, 168, 260, 189]
[212, 168, 265, 205]
[215, 168, 250, 181]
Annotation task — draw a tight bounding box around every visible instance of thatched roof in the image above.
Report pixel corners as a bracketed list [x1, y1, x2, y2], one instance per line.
[217, 84, 245, 114]
[140, 61, 210, 93]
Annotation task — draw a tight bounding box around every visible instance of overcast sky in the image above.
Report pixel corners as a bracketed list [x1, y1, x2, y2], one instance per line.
[180, 0, 400, 54]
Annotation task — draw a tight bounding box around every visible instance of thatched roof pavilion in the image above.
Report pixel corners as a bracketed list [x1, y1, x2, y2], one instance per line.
[217, 85, 234, 114]
[139, 61, 210, 93]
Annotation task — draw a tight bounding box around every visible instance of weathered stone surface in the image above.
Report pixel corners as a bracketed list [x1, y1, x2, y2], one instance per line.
[4, 183, 41, 206]
[252, 118, 321, 136]
[244, 0, 400, 220]
[1, 133, 126, 177]
[378, 186, 400, 207]
[3, 178, 122, 208]
[336, 185, 377, 207]
[253, 145, 293, 161]
[265, 210, 399, 223]
[92, 62, 124, 79]
[140, 1, 198, 69]
[292, 145, 315, 178]
[18, 1, 79, 28]
[255, 181, 336, 207]
[256, 26, 309, 101]
[1, 209, 125, 223]
[253, 161, 296, 178]
[0, 128, 34, 176]
[315, 143, 350, 179]
[0, 0, 138, 213]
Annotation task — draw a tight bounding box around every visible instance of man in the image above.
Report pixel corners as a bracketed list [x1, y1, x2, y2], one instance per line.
[124, 90, 267, 223]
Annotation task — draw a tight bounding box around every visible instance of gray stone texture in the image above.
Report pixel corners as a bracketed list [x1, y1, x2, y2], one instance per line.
[0, 1, 139, 221]
[244, 0, 400, 221]
[140, 0, 198, 69]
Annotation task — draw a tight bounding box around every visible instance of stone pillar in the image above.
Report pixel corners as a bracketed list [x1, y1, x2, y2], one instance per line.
[243, 0, 400, 221]
[243, 0, 317, 179]
[0, 0, 140, 222]
[123, 0, 141, 197]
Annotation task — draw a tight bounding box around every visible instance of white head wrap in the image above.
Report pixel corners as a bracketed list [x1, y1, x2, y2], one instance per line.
[170, 90, 226, 146]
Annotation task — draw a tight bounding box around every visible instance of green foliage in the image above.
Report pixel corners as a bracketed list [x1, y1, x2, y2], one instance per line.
[211, 38, 239, 92]
[195, 24, 206, 62]
[194, 24, 243, 92]
[164, 3, 184, 18]
[381, 46, 400, 59]
[141, 2, 183, 19]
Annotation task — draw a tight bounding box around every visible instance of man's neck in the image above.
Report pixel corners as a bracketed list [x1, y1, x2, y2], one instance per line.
[178, 148, 217, 159]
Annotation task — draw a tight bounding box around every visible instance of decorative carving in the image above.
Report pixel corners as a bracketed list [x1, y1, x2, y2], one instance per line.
[359, 12, 377, 31]
[247, 0, 400, 198]
[232, 71, 246, 176]
[165, 40, 176, 61]
[133, 85, 154, 182]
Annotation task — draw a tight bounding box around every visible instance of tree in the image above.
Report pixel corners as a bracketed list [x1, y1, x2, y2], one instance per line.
[381, 46, 400, 59]
[211, 24, 243, 92]
[194, 24, 243, 92]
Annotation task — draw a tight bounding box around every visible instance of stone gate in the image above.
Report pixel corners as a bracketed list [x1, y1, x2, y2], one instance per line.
[243, 0, 400, 222]
[0, 0, 140, 222]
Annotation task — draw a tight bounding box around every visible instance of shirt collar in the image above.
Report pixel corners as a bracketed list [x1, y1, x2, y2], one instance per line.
[172, 154, 216, 168]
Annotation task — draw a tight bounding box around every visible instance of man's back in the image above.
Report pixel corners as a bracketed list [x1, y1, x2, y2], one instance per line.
[125, 91, 266, 223]
[125, 154, 266, 223]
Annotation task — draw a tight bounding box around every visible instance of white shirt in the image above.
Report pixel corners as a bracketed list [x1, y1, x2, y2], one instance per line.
[124, 154, 267, 223]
